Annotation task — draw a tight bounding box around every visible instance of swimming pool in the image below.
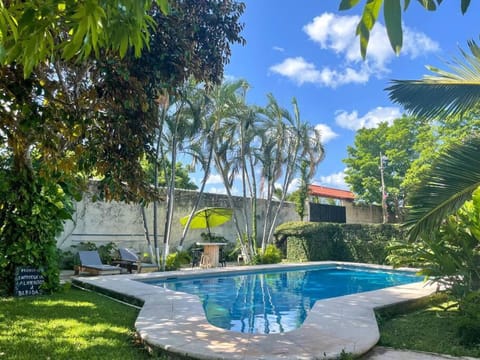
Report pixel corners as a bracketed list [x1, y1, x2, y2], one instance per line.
[74, 262, 437, 359]
[143, 266, 422, 334]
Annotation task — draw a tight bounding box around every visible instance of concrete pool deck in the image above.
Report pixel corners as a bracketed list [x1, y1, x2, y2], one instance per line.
[72, 262, 438, 360]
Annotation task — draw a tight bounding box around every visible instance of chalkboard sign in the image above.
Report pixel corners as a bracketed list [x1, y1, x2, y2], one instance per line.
[14, 267, 44, 297]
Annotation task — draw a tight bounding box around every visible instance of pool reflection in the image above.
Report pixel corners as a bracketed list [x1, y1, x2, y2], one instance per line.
[151, 268, 420, 334]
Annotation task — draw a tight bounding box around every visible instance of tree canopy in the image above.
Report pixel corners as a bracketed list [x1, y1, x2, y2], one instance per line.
[343, 116, 422, 219]
[0, 0, 245, 295]
[0, 0, 168, 77]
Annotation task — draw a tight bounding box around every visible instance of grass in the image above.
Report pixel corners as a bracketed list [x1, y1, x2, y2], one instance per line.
[378, 294, 480, 358]
[2, 286, 480, 360]
[0, 286, 166, 360]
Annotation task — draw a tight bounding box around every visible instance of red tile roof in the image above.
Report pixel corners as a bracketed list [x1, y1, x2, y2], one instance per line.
[308, 184, 355, 201]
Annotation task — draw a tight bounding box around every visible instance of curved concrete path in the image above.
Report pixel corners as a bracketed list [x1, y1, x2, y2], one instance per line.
[73, 262, 438, 359]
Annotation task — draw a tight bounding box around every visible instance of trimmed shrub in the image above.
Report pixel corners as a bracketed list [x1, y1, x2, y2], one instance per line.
[273, 221, 404, 264]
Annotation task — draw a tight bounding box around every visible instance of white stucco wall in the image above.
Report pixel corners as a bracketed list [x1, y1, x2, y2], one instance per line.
[56, 186, 300, 254]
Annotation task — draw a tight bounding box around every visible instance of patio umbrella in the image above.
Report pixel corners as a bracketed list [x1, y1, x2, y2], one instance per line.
[180, 207, 233, 238]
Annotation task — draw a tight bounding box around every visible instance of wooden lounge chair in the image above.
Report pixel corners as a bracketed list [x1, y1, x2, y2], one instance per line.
[75, 250, 121, 275]
[114, 248, 158, 273]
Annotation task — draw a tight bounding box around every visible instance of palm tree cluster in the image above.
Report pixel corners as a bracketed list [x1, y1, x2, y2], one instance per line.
[152, 79, 325, 264]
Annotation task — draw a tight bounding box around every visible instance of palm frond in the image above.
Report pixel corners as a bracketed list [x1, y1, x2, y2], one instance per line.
[387, 40, 480, 119]
[406, 136, 480, 239]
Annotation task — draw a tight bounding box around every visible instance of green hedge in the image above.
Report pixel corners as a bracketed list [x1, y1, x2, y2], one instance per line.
[273, 221, 405, 264]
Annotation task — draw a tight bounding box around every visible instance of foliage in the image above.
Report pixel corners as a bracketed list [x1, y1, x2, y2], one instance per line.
[0, 0, 169, 77]
[458, 291, 480, 346]
[401, 110, 480, 193]
[0, 288, 166, 359]
[143, 159, 198, 190]
[387, 40, 480, 120]
[378, 296, 480, 358]
[0, 0, 245, 294]
[255, 244, 283, 264]
[273, 221, 402, 264]
[57, 249, 75, 270]
[0, 175, 74, 296]
[200, 232, 227, 243]
[164, 251, 190, 271]
[338, 0, 472, 59]
[388, 188, 480, 299]
[405, 137, 480, 240]
[343, 116, 424, 219]
[296, 160, 310, 220]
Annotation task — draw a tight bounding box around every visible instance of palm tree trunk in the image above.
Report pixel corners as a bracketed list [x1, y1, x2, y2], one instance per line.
[140, 204, 154, 260]
[178, 140, 214, 248]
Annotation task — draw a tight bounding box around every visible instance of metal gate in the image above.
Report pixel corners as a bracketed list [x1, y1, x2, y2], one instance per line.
[309, 203, 346, 223]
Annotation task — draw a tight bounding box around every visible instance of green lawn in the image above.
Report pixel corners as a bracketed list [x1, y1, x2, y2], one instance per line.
[0, 287, 165, 360]
[378, 296, 480, 358]
[2, 287, 480, 360]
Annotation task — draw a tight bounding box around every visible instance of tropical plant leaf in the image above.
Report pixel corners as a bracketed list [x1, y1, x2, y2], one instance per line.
[355, 0, 383, 59]
[417, 0, 437, 10]
[384, 0, 402, 54]
[405, 136, 480, 240]
[461, 0, 471, 14]
[387, 40, 480, 119]
[338, 0, 361, 10]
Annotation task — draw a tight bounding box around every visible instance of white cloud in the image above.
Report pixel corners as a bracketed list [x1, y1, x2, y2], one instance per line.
[403, 27, 440, 58]
[205, 186, 227, 195]
[270, 57, 322, 85]
[270, 57, 370, 87]
[270, 13, 439, 88]
[315, 124, 338, 144]
[315, 171, 348, 190]
[205, 173, 224, 185]
[273, 46, 285, 52]
[335, 106, 402, 131]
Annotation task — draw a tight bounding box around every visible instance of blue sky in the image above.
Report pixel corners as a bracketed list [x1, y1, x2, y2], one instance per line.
[202, 1, 480, 193]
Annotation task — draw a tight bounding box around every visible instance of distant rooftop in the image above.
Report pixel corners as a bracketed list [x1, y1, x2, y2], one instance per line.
[308, 184, 355, 201]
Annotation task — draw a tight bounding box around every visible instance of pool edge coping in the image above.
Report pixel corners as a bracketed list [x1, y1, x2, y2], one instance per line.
[72, 261, 438, 360]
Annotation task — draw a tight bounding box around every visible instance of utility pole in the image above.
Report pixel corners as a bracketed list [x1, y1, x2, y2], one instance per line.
[379, 152, 388, 224]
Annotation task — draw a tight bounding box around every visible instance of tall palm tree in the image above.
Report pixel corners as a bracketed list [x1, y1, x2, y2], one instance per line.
[387, 40, 480, 238]
[258, 95, 325, 251]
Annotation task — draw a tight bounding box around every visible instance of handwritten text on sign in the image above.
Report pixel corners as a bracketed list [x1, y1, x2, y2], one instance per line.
[14, 267, 44, 297]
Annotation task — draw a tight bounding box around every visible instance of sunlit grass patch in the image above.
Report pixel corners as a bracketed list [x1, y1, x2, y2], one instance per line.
[378, 296, 480, 358]
[0, 288, 164, 359]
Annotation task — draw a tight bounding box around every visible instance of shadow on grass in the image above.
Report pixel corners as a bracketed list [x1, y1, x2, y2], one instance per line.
[0, 288, 166, 360]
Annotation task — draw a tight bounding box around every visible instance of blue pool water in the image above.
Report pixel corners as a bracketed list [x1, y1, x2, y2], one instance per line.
[144, 266, 422, 334]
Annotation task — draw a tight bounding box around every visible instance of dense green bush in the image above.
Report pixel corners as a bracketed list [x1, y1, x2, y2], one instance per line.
[458, 291, 480, 346]
[165, 251, 191, 271]
[0, 175, 75, 296]
[256, 244, 282, 264]
[273, 221, 404, 264]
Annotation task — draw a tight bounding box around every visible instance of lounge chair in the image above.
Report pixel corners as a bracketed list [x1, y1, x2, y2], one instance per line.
[75, 250, 121, 275]
[114, 248, 158, 273]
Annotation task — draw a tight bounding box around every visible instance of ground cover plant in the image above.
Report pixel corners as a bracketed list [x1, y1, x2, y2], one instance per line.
[378, 294, 480, 358]
[0, 287, 166, 360]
